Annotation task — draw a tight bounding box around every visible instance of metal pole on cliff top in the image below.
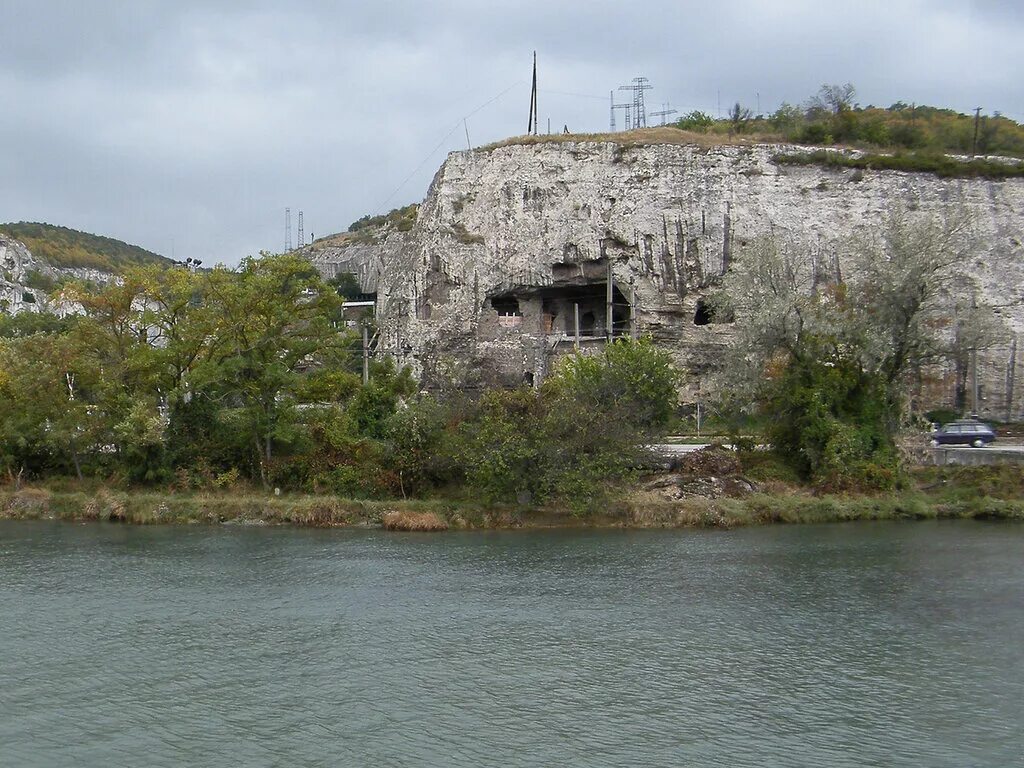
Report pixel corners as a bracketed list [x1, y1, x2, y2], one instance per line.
[362, 325, 370, 385]
[606, 260, 614, 340]
[574, 303, 580, 350]
[630, 285, 638, 340]
[527, 51, 538, 135]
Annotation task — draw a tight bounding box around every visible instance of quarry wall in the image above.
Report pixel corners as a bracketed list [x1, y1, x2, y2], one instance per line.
[315, 140, 1024, 417]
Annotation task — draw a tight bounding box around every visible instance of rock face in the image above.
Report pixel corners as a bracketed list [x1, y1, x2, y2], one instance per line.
[0, 233, 124, 316]
[0, 234, 46, 313]
[305, 240, 386, 293]
[315, 140, 1024, 418]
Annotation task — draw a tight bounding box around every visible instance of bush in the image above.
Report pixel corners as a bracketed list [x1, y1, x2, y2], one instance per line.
[384, 397, 461, 496]
[675, 111, 715, 133]
[924, 408, 959, 426]
[765, 348, 898, 490]
[452, 339, 679, 512]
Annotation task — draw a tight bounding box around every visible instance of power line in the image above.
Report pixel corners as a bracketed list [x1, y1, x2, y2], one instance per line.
[378, 80, 524, 211]
[539, 88, 608, 101]
[650, 104, 678, 126]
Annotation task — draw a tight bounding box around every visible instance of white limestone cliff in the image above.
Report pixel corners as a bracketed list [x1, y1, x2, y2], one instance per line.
[316, 140, 1024, 416]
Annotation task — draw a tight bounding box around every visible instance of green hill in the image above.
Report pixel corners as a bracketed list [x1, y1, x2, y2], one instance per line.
[0, 222, 172, 273]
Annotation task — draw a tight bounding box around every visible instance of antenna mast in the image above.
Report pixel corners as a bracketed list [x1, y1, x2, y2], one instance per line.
[297, 210, 304, 249]
[527, 51, 538, 135]
[284, 207, 292, 252]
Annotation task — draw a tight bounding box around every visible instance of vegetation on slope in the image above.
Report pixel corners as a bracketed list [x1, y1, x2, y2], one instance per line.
[488, 84, 1024, 178]
[307, 204, 419, 250]
[773, 149, 1024, 179]
[0, 221, 172, 273]
[675, 83, 1024, 156]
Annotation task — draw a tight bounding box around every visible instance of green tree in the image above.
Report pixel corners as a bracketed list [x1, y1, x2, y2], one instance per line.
[0, 331, 108, 480]
[197, 252, 345, 486]
[715, 210, 989, 484]
[456, 339, 678, 510]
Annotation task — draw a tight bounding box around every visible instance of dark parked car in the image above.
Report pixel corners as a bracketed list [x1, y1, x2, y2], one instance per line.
[930, 419, 996, 447]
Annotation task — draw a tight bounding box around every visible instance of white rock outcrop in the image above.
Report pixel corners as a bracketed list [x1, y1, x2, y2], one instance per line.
[0, 234, 44, 313]
[317, 140, 1024, 416]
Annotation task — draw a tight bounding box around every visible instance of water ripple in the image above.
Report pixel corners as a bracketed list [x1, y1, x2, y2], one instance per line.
[0, 521, 1022, 767]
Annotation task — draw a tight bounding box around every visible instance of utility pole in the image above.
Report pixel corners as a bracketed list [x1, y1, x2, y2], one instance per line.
[629, 284, 638, 340]
[527, 51, 538, 135]
[1007, 334, 1018, 422]
[606, 260, 614, 339]
[362, 325, 370, 385]
[611, 100, 632, 132]
[972, 106, 983, 157]
[573, 303, 580, 350]
[971, 293, 980, 416]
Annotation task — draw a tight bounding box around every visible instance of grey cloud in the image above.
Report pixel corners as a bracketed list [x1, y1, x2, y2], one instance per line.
[1, 0, 1021, 264]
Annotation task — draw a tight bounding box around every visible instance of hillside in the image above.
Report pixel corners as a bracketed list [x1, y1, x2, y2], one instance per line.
[0, 222, 172, 273]
[669, 86, 1024, 158]
[310, 203, 419, 248]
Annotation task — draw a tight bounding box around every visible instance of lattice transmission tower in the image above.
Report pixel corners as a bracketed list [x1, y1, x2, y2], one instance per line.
[650, 103, 678, 126]
[285, 208, 292, 252]
[618, 77, 652, 129]
[297, 210, 304, 249]
[610, 91, 633, 131]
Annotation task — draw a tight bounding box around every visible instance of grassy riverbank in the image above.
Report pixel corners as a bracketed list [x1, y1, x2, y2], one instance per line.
[2, 465, 1023, 530]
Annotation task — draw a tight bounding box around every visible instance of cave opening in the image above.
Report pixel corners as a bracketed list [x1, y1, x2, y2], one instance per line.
[694, 299, 713, 325]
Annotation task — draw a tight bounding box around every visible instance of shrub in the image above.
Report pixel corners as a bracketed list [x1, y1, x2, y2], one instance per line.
[765, 348, 898, 490]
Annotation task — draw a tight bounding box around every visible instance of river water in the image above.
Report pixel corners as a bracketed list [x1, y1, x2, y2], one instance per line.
[0, 520, 1021, 767]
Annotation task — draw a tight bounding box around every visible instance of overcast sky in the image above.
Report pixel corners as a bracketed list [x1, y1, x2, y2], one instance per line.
[1, 0, 1021, 265]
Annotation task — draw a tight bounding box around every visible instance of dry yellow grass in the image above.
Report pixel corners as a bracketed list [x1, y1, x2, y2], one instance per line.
[480, 127, 788, 152]
[380, 510, 449, 531]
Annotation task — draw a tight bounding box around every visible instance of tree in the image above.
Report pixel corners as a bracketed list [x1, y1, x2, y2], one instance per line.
[135, 265, 220, 394]
[807, 83, 857, 117]
[0, 331, 108, 480]
[715, 209, 991, 484]
[197, 252, 345, 486]
[847, 209, 974, 413]
[728, 102, 753, 134]
[62, 272, 169, 478]
[456, 339, 679, 510]
[948, 300, 1009, 411]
